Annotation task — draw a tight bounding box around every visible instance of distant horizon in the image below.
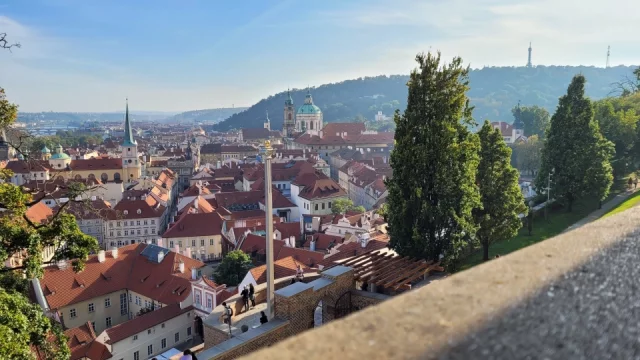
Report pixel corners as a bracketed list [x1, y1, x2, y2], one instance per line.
[2, 0, 639, 112]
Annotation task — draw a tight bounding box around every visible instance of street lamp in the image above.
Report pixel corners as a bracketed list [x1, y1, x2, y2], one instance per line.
[263, 140, 275, 319]
[544, 168, 554, 220]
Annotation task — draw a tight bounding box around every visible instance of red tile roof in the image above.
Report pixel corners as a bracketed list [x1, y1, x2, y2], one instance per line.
[62, 322, 112, 360]
[25, 202, 53, 224]
[239, 234, 323, 267]
[322, 122, 366, 137]
[2, 159, 50, 173]
[303, 233, 344, 250]
[38, 243, 205, 310]
[163, 212, 224, 238]
[112, 196, 165, 220]
[490, 121, 514, 137]
[70, 158, 123, 171]
[293, 172, 346, 200]
[105, 304, 193, 343]
[248, 256, 309, 284]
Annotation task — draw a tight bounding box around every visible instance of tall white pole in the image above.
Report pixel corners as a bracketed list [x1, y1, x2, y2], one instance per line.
[264, 140, 275, 319]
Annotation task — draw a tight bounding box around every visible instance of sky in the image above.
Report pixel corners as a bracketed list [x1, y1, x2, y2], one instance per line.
[1, 0, 639, 113]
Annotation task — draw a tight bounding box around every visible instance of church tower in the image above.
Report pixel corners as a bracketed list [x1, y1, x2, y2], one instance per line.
[283, 89, 295, 137]
[121, 99, 141, 181]
[264, 110, 271, 131]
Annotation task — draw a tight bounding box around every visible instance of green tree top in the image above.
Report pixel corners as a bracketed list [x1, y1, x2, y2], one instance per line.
[512, 104, 550, 139]
[213, 250, 254, 287]
[386, 52, 480, 263]
[331, 198, 365, 215]
[535, 75, 614, 211]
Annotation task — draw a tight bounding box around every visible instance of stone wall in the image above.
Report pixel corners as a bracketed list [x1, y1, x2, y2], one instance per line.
[200, 320, 290, 360]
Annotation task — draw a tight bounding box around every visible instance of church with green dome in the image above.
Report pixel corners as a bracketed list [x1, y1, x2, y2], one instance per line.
[283, 89, 323, 137]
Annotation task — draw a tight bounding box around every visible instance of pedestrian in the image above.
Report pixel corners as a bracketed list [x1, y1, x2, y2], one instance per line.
[634, 178, 638, 189]
[240, 286, 249, 312]
[222, 301, 232, 324]
[295, 264, 304, 282]
[628, 177, 633, 190]
[260, 311, 268, 325]
[179, 349, 193, 360]
[249, 283, 255, 308]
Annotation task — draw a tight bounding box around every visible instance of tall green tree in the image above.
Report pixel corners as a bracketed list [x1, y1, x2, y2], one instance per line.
[386, 52, 480, 263]
[512, 104, 551, 139]
[594, 99, 639, 176]
[475, 121, 527, 261]
[0, 86, 99, 359]
[513, 135, 543, 176]
[331, 198, 365, 215]
[213, 250, 254, 286]
[535, 75, 614, 211]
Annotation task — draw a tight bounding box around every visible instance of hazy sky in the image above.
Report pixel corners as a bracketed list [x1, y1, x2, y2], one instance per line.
[1, 0, 639, 112]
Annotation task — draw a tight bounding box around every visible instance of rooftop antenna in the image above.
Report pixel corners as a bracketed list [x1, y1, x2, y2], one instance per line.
[606, 45, 611, 68]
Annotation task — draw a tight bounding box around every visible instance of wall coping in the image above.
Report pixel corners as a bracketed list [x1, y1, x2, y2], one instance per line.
[198, 319, 289, 359]
[349, 289, 390, 301]
[321, 265, 351, 278]
[238, 206, 640, 359]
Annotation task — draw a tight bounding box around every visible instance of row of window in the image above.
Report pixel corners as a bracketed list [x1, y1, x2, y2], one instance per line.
[109, 228, 155, 237]
[168, 239, 217, 248]
[304, 201, 332, 211]
[110, 220, 155, 227]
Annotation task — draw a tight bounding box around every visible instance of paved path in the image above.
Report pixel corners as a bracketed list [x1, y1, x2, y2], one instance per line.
[564, 186, 639, 233]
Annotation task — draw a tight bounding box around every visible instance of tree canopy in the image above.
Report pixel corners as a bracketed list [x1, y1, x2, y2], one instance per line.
[474, 121, 527, 261]
[535, 75, 614, 211]
[331, 198, 365, 215]
[512, 104, 550, 139]
[386, 52, 480, 263]
[213, 250, 254, 287]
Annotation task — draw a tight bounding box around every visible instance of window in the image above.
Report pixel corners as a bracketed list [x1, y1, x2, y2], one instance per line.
[124, 230, 128, 236]
[195, 292, 201, 306]
[322, 203, 325, 210]
[328, 202, 332, 208]
[105, 298, 111, 308]
[120, 293, 128, 315]
[91, 322, 95, 330]
[161, 323, 165, 328]
[192, 239, 196, 247]
[144, 300, 150, 308]
[187, 326, 192, 336]
[200, 239, 205, 247]
[161, 338, 167, 349]
[147, 344, 153, 356]
[117, 231, 121, 237]
[151, 220, 155, 225]
[137, 230, 141, 235]
[315, 204, 318, 211]
[105, 317, 112, 328]
[88, 303, 94, 313]
[144, 229, 148, 235]
[169, 241, 174, 248]
[133, 335, 138, 341]
[206, 296, 213, 309]
[135, 296, 141, 306]
[70, 309, 76, 318]
[109, 231, 114, 237]
[147, 329, 152, 335]
[210, 239, 214, 246]
[137, 221, 140, 226]
[178, 241, 182, 247]
[116, 221, 121, 227]
[175, 332, 180, 343]
[133, 351, 139, 360]
[144, 220, 148, 225]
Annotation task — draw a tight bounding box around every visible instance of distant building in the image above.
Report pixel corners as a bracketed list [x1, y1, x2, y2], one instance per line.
[490, 121, 525, 144]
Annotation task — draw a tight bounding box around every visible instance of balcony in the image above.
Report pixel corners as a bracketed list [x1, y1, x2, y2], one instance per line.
[194, 206, 640, 359]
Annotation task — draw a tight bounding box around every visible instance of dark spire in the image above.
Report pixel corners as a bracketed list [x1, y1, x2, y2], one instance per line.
[122, 98, 137, 146]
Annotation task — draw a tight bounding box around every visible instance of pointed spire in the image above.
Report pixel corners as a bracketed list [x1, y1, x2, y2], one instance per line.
[265, 110, 270, 122]
[123, 98, 137, 146]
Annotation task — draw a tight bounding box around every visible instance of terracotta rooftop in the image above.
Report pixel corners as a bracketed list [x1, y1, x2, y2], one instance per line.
[248, 256, 310, 284]
[25, 202, 54, 224]
[239, 234, 324, 267]
[292, 172, 346, 200]
[163, 211, 224, 238]
[322, 122, 366, 137]
[105, 303, 193, 344]
[69, 158, 123, 171]
[62, 322, 111, 360]
[303, 233, 345, 251]
[38, 243, 205, 310]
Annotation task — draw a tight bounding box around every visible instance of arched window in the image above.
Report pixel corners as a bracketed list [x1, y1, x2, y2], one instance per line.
[114, 173, 121, 182]
[310, 121, 313, 130]
[101, 173, 108, 182]
[288, 113, 292, 121]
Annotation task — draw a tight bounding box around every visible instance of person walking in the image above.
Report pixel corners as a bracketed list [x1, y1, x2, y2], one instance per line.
[240, 286, 250, 312]
[634, 178, 638, 189]
[260, 311, 269, 325]
[249, 283, 255, 308]
[295, 264, 304, 282]
[628, 177, 633, 190]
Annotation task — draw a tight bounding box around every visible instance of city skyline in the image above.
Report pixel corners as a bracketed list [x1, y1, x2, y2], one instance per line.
[1, 0, 639, 112]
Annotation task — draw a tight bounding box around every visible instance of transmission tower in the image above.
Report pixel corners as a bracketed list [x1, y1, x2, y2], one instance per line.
[606, 46, 610, 68]
[526, 42, 532, 68]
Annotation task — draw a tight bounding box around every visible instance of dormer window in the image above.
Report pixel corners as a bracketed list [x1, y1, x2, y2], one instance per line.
[123, 210, 128, 215]
[137, 209, 142, 214]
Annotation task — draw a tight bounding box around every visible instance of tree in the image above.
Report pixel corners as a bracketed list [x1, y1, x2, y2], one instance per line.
[513, 135, 543, 176]
[331, 198, 365, 215]
[474, 121, 527, 261]
[535, 75, 614, 211]
[594, 99, 639, 176]
[0, 289, 69, 360]
[512, 104, 551, 139]
[213, 250, 254, 286]
[0, 33, 20, 51]
[0, 86, 99, 358]
[386, 52, 480, 263]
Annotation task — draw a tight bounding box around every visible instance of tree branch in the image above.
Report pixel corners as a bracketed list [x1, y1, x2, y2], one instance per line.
[0, 33, 21, 52]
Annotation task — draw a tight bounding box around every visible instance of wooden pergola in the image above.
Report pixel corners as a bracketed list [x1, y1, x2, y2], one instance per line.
[337, 249, 444, 292]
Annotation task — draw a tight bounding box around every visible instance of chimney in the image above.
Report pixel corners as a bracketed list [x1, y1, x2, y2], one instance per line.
[157, 251, 165, 263]
[191, 268, 197, 280]
[174, 244, 180, 253]
[310, 238, 316, 252]
[185, 247, 192, 259]
[97, 250, 106, 263]
[111, 247, 118, 259]
[289, 236, 296, 248]
[157, 238, 163, 247]
[178, 260, 185, 273]
[193, 197, 199, 210]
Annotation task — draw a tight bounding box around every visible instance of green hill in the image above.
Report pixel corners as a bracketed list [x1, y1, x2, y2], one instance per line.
[213, 65, 638, 131]
[167, 107, 248, 124]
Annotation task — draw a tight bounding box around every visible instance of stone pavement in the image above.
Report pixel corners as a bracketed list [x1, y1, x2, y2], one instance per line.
[564, 186, 640, 233]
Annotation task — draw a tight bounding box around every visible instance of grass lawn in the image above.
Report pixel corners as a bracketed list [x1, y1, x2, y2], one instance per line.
[457, 173, 634, 272]
[602, 190, 640, 218]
